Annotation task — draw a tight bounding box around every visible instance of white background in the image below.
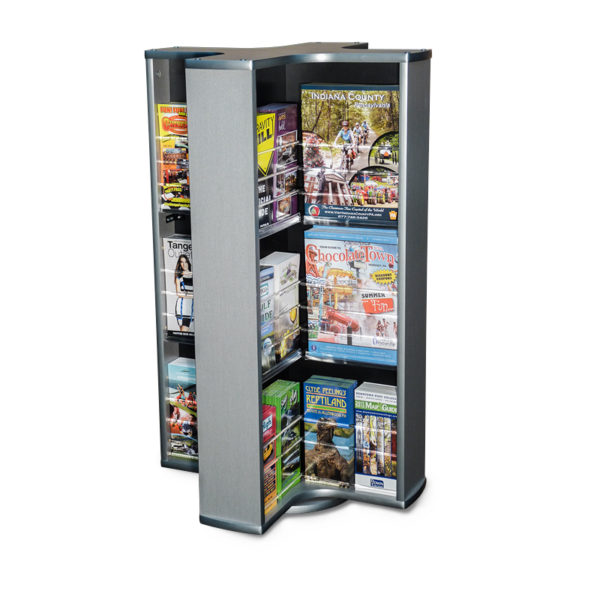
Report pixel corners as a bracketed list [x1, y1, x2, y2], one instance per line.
[3, 1, 599, 598]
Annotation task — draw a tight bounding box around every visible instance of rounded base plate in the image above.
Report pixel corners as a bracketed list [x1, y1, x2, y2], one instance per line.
[287, 497, 347, 515]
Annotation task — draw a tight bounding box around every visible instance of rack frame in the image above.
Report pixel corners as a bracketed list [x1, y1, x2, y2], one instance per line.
[149, 43, 430, 533]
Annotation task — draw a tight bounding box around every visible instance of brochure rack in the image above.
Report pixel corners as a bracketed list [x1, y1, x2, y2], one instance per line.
[148, 43, 430, 533]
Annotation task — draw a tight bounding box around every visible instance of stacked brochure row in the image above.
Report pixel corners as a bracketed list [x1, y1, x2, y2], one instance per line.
[257, 103, 300, 230]
[260, 252, 301, 372]
[302, 377, 398, 494]
[166, 357, 198, 462]
[262, 380, 302, 514]
[155, 103, 190, 211]
[163, 235, 194, 339]
[260, 375, 399, 514]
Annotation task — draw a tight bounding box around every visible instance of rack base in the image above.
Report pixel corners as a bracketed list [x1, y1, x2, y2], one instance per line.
[199, 479, 426, 535]
[287, 497, 346, 515]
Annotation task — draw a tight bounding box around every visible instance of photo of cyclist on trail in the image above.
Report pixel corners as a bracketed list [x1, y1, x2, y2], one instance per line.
[333, 120, 356, 171]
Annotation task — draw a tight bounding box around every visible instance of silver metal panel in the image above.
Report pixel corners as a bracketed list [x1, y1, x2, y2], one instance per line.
[397, 59, 430, 502]
[187, 68, 263, 530]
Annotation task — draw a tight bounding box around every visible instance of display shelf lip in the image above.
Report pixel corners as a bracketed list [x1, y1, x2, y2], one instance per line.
[304, 352, 397, 370]
[303, 215, 398, 230]
[161, 457, 198, 473]
[262, 349, 302, 384]
[302, 324, 398, 349]
[304, 221, 399, 242]
[164, 334, 195, 345]
[299, 280, 398, 295]
[258, 213, 302, 239]
[161, 207, 190, 216]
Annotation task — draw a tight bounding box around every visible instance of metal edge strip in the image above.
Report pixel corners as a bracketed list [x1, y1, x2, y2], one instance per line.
[250, 68, 269, 530]
[397, 61, 409, 503]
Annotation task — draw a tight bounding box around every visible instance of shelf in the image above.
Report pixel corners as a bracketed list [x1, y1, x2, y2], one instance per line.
[161, 455, 199, 473]
[162, 208, 190, 221]
[304, 352, 397, 370]
[262, 349, 302, 384]
[258, 213, 301, 239]
[164, 334, 195, 346]
[303, 215, 398, 229]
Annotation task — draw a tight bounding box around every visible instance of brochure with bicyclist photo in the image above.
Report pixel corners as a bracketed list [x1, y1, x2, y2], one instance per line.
[301, 84, 399, 225]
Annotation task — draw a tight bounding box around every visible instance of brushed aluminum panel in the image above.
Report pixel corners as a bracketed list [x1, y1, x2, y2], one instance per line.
[187, 68, 263, 530]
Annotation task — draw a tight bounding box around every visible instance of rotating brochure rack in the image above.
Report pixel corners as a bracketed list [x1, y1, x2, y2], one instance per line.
[146, 43, 430, 533]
